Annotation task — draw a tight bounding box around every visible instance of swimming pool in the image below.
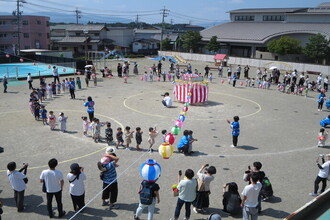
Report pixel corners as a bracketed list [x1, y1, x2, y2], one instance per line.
[0, 63, 76, 79]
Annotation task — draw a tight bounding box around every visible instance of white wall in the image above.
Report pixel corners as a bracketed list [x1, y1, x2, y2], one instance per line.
[159, 51, 330, 74]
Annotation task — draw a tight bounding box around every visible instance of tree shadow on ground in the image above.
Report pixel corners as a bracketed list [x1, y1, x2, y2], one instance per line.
[260, 208, 290, 218]
[237, 145, 259, 150]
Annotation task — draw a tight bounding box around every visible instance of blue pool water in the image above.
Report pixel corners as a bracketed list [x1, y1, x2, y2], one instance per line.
[0, 63, 76, 79]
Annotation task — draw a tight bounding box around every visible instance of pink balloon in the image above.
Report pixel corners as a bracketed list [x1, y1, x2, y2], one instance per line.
[108, 75, 112, 79]
[124, 76, 128, 80]
[5, 54, 10, 58]
[77, 71, 81, 75]
[19, 58, 24, 62]
[63, 68, 66, 72]
[33, 62, 37, 66]
[149, 67, 152, 70]
[48, 65, 51, 69]
[175, 120, 183, 128]
[91, 73, 96, 78]
[259, 84, 262, 88]
[140, 77, 143, 80]
[220, 79, 224, 84]
[182, 106, 188, 112]
[239, 82, 243, 86]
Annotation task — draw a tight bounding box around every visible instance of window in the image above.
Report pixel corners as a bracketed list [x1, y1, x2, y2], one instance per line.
[76, 33, 81, 36]
[35, 40, 40, 49]
[37, 20, 41, 24]
[263, 15, 285, 21]
[234, 15, 254, 21]
[46, 21, 49, 27]
[0, 21, 6, 25]
[88, 45, 92, 50]
[22, 20, 28, 25]
[62, 47, 67, 50]
[47, 33, 50, 39]
[94, 33, 99, 36]
[23, 33, 29, 38]
[0, 33, 7, 38]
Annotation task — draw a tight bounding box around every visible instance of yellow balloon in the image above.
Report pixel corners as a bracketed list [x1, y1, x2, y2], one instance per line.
[158, 143, 174, 159]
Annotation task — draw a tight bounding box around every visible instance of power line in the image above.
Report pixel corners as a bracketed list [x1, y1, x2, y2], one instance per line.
[160, 6, 169, 51]
[74, 8, 81, 24]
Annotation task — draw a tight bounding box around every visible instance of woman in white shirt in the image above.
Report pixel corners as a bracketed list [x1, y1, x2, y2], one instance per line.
[67, 163, 86, 212]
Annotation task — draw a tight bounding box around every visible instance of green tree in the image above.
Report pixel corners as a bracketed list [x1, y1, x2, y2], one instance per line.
[303, 33, 330, 63]
[161, 38, 172, 51]
[206, 36, 220, 53]
[267, 36, 302, 55]
[181, 31, 202, 53]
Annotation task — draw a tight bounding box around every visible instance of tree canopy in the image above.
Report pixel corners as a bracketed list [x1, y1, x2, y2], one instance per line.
[180, 31, 202, 53]
[303, 33, 330, 63]
[267, 36, 302, 55]
[206, 36, 220, 53]
[161, 38, 172, 51]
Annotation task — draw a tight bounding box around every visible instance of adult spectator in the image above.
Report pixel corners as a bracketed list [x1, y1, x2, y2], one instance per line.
[204, 65, 210, 78]
[101, 153, 119, 209]
[134, 179, 160, 220]
[40, 158, 66, 218]
[117, 63, 122, 77]
[52, 66, 60, 84]
[157, 61, 162, 74]
[67, 163, 86, 212]
[84, 96, 95, 122]
[244, 65, 250, 79]
[193, 164, 216, 213]
[222, 182, 242, 215]
[236, 65, 241, 79]
[177, 130, 190, 156]
[162, 92, 172, 107]
[241, 172, 262, 220]
[170, 169, 197, 220]
[3, 75, 8, 93]
[7, 162, 28, 212]
[27, 73, 33, 90]
[310, 154, 330, 196]
[324, 76, 329, 92]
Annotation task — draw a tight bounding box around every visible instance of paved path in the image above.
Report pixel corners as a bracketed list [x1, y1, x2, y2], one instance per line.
[0, 58, 329, 219]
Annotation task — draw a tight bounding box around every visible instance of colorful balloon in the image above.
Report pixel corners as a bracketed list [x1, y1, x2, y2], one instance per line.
[48, 65, 51, 69]
[184, 103, 189, 107]
[5, 54, 10, 58]
[63, 68, 66, 72]
[158, 143, 174, 159]
[178, 115, 186, 122]
[182, 106, 188, 112]
[221, 80, 224, 84]
[171, 126, 180, 135]
[175, 120, 183, 128]
[19, 58, 24, 62]
[77, 71, 81, 75]
[139, 159, 161, 182]
[180, 111, 187, 116]
[164, 133, 175, 145]
[239, 82, 243, 86]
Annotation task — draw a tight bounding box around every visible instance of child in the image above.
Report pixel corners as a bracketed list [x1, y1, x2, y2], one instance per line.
[76, 77, 82, 89]
[40, 105, 47, 125]
[161, 129, 167, 143]
[318, 128, 328, 147]
[65, 78, 71, 91]
[93, 74, 97, 86]
[37, 89, 43, 103]
[149, 71, 153, 82]
[208, 73, 213, 83]
[51, 82, 56, 95]
[116, 127, 124, 149]
[105, 122, 113, 146]
[188, 130, 198, 154]
[82, 116, 90, 136]
[34, 100, 40, 121]
[58, 112, 68, 132]
[61, 80, 66, 93]
[91, 118, 104, 143]
[57, 83, 61, 94]
[144, 71, 148, 82]
[251, 78, 255, 88]
[48, 111, 56, 130]
[47, 83, 52, 99]
[100, 147, 117, 166]
[167, 72, 172, 81]
[41, 86, 46, 101]
[148, 127, 158, 152]
[135, 127, 143, 151]
[227, 116, 240, 148]
[124, 126, 134, 150]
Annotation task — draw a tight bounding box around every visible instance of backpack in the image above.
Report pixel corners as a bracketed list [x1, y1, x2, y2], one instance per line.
[260, 177, 273, 198]
[139, 181, 155, 205]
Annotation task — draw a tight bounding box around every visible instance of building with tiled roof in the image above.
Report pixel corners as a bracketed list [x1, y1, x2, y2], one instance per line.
[201, 3, 330, 58]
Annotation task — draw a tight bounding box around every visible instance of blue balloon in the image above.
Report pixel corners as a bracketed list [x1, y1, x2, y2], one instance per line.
[178, 114, 186, 122]
[139, 159, 161, 182]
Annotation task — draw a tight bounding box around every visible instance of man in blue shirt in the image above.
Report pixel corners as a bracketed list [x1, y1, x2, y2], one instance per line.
[101, 153, 119, 209]
[177, 130, 190, 156]
[227, 116, 240, 148]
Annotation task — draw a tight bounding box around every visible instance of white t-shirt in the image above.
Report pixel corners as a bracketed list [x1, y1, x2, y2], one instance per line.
[53, 68, 58, 76]
[177, 178, 197, 202]
[241, 182, 262, 207]
[164, 96, 172, 107]
[67, 172, 86, 196]
[7, 170, 27, 192]
[40, 169, 63, 193]
[27, 75, 32, 82]
[318, 161, 330, 178]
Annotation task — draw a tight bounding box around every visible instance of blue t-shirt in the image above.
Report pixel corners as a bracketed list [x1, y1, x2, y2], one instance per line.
[177, 135, 189, 149]
[84, 101, 95, 113]
[40, 109, 47, 118]
[231, 121, 240, 136]
[103, 162, 117, 184]
[70, 81, 75, 89]
[318, 93, 326, 103]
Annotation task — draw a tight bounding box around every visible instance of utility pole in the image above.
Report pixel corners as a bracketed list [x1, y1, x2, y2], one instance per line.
[13, 0, 25, 55]
[135, 14, 139, 29]
[160, 6, 169, 51]
[170, 18, 173, 25]
[75, 8, 81, 24]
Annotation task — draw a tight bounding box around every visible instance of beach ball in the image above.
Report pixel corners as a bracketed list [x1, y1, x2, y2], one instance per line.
[139, 159, 161, 182]
[77, 71, 81, 75]
[171, 126, 180, 135]
[175, 119, 183, 128]
[180, 111, 187, 116]
[221, 80, 224, 84]
[158, 143, 174, 159]
[164, 133, 175, 145]
[19, 58, 24, 62]
[184, 103, 189, 107]
[48, 65, 51, 69]
[33, 62, 37, 66]
[178, 114, 186, 122]
[182, 106, 188, 112]
[5, 54, 10, 58]
[63, 68, 66, 72]
[240, 82, 243, 86]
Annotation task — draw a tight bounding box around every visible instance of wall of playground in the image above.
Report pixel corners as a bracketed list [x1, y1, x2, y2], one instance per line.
[159, 51, 330, 74]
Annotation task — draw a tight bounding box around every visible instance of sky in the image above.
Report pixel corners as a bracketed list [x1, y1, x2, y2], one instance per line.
[0, 0, 327, 25]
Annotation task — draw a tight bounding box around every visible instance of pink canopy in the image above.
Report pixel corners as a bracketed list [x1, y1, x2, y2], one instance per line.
[214, 54, 228, 60]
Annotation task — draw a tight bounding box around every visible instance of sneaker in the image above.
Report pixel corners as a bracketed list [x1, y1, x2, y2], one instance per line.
[126, 147, 131, 150]
[109, 204, 119, 209]
[133, 215, 141, 220]
[193, 207, 199, 214]
[58, 211, 66, 218]
[230, 145, 236, 148]
[102, 201, 109, 206]
[309, 192, 318, 197]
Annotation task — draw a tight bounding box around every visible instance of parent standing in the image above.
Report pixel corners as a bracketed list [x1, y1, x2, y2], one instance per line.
[84, 96, 95, 122]
[67, 163, 86, 212]
[27, 73, 33, 90]
[53, 66, 60, 84]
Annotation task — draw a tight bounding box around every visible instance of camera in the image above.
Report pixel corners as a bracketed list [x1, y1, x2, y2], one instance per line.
[205, 164, 209, 167]
[178, 170, 182, 176]
[319, 154, 324, 158]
